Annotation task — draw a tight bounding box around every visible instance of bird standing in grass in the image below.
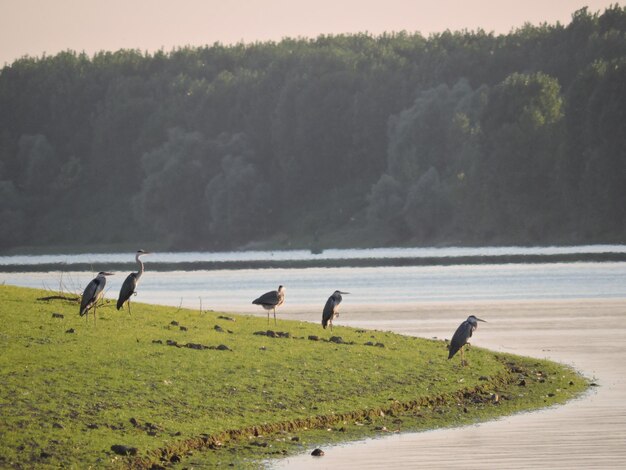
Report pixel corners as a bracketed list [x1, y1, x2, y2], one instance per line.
[448, 315, 486, 365]
[322, 290, 350, 330]
[117, 249, 150, 314]
[252, 285, 285, 325]
[79, 271, 113, 323]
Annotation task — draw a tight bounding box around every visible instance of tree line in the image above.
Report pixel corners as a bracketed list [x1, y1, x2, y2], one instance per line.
[0, 6, 625, 252]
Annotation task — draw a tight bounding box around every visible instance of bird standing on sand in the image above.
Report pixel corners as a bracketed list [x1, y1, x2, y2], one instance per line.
[117, 249, 150, 314]
[448, 315, 487, 365]
[79, 271, 113, 323]
[322, 290, 350, 330]
[252, 285, 285, 325]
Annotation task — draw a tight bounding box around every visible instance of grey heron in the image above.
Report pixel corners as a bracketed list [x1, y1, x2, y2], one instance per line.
[116, 249, 151, 314]
[322, 290, 350, 330]
[79, 271, 113, 323]
[448, 315, 486, 364]
[252, 285, 285, 324]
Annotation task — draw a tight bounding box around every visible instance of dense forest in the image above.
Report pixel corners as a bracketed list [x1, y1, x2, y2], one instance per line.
[1, 6, 625, 252]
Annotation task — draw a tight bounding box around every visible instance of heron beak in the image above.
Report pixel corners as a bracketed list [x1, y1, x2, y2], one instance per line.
[104, 272, 114, 276]
[340, 292, 350, 295]
[476, 317, 486, 322]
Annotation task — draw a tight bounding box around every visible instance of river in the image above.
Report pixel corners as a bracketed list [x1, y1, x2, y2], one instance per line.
[1, 247, 625, 468]
[2, 261, 626, 312]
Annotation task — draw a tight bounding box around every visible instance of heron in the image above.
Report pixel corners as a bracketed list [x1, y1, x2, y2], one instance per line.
[79, 271, 113, 323]
[117, 249, 151, 315]
[252, 285, 285, 325]
[322, 290, 350, 330]
[448, 315, 486, 365]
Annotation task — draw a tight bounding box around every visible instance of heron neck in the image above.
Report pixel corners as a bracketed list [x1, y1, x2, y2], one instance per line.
[136, 255, 145, 277]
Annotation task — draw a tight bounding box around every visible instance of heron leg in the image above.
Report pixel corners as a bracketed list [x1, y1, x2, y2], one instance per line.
[267, 310, 270, 324]
[127, 300, 132, 316]
[461, 345, 467, 367]
[273, 308, 277, 325]
[329, 319, 333, 331]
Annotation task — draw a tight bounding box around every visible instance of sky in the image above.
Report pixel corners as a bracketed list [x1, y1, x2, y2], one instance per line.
[0, 0, 621, 66]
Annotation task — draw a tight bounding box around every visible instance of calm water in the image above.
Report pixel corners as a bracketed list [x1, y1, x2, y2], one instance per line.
[2, 262, 626, 313]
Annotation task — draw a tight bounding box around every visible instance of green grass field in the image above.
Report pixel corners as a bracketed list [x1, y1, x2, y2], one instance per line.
[0, 284, 588, 468]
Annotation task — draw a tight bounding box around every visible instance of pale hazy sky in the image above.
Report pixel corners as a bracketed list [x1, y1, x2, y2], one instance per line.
[0, 1, 621, 66]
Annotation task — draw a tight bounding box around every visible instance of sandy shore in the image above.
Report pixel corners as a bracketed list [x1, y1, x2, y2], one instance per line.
[274, 299, 626, 469]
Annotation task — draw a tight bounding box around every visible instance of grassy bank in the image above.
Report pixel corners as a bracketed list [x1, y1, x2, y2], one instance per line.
[0, 285, 588, 468]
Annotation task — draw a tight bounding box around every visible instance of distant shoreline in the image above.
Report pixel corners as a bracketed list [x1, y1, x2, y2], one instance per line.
[2, 252, 626, 272]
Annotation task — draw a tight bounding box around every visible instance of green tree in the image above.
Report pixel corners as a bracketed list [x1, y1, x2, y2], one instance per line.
[369, 79, 484, 242]
[477, 72, 564, 241]
[135, 128, 215, 247]
[402, 166, 452, 239]
[366, 173, 406, 239]
[573, 59, 626, 238]
[17, 134, 57, 196]
[0, 180, 25, 248]
[204, 134, 272, 245]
